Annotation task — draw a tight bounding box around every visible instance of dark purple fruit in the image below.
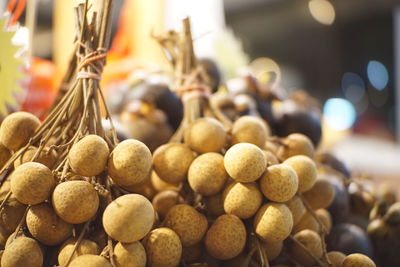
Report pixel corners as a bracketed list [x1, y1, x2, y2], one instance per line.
[199, 58, 222, 93]
[325, 174, 350, 223]
[315, 153, 351, 178]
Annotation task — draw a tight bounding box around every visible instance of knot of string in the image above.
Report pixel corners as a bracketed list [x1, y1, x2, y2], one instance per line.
[76, 43, 107, 80]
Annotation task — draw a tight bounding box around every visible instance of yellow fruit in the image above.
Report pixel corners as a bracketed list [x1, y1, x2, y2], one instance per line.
[188, 152, 228, 196]
[254, 203, 293, 243]
[108, 139, 152, 186]
[10, 162, 55, 205]
[152, 190, 184, 219]
[26, 203, 72, 246]
[114, 241, 146, 267]
[285, 195, 306, 225]
[151, 171, 179, 192]
[261, 240, 283, 261]
[0, 112, 40, 151]
[58, 238, 99, 267]
[284, 155, 317, 193]
[182, 242, 203, 263]
[292, 211, 320, 234]
[69, 255, 111, 267]
[163, 204, 208, 246]
[341, 253, 376, 267]
[205, 214, 246, 260]
[14, 146, 57, 169]
[231, 116, 270, 148]
[122, 175, 157, 200]
[69, 135, 109, 177]
[204, 193, 225, 217]
[103, 194, 154, 243]
[327, 251, 346, 267]
[0, 144, 11, 169]
[263, 150, 279, 166]
[142, 227, 182, 267]
[52, 180, 99, 224]
[277, 133, 314, 160]
[153, 143, 195, 184]
[0, 197, 26, 234]
[184, 118, 227, 154]
[224, 143, 266, 183]
[222, 182, 263, 219]
[259, 164, 298, 202]
[303, 179, 335, 209]
[316, 209, 332, 233]
[0, 179, 11, 200]
[290, 229, 323, 266]
[1, 236, 42, 267]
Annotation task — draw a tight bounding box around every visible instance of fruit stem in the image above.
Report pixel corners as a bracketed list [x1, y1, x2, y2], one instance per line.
[64, 219, 91, 267]
[288, 234, 326, 267]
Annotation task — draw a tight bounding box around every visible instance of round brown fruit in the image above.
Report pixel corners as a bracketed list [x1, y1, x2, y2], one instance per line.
[114, 241, 146, 267]
[327, 251, 346, 267]
[205, 214, 246, 260]
[58, 238, 99, 267]
[184, 118, 227, 154]
[122, 175, 157, 200]
[10, 162, 55, 205]
[14, 146, 57, 169]
[152, 190, 184, 219]
[188, 152, 228, 196]
[69, 135, 109, 177]
[303, 179, 335, 209]
[316, 209, 332, 233]
[261, 240, 283, 261]
[205, 193, 225, 217]
[108, 139, 152, 186]
[290, 229, 323, 266]
[52, 180, 99, 224]
[142, 227, 182, 267]
[285, 195, 306, 225]
[1, 236, 42, 267]
[231, 116, 270, 148]
[152, 143, 195, 184]
[222, 182, 263, 219]
[69, 255, 111, 267]
[277, 133, 314, 160]
[342, 253, 376, 267]
[292, 211, 320, 234]
[254, 203, 293, 243]
[150, 171, 179, 192]
[163, 204, 208, 246]
[103, 194, 154, 243]
[284, 155, 317, 193]
[224, 143, 266, 183]
[263, 150, 279, 166]
[182, 242, 203, 263]
[0, 196, 26, 234]
[259, 163, 298, 202]
[0, 144, 11, 169]
[0, 111, 40, 151]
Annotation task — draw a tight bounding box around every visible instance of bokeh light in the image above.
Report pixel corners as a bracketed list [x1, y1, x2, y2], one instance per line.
[367, 60, 389, 90]
[323, 98, 356, 131]
[308, 0, 336, 26]
[341, 72, 366, 103]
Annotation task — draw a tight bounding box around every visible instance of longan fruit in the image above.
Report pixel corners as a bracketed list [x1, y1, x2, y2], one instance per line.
[259, 164, 298, 202]
[108, 139, 152, 186]
[254, 203, 293, 243]
[103, 194, 154, 243]
[52, 180, 99, 224]
[284, 155, 317, 193]
[14, 146, 57, 169]
[58, 238, 99, 267]
[182, 242, 203, 263]
[327, 251, 346, 267]
[69, 255, 112, 267]
[153, 143, 195, 184]
[277, 133, 314, 160]
[188, 152, 228, 196]
[342, 253, 376, 267]
[0, 179, 10, 200]
[231, 116, 270, 148]
[0, 197, 26, 233]
[163, 204, 208, 246]
[0, 144, 11, 169]
[205, 214, 246, 260]
[152, 190, 184, 219]
[69, 135, 109, 177]
[292, 211, 320, 234]
[290, 229, 323, 266]
[1, 236, 42, 267]
[286, 195, 306, 225]
[316, 209, 332, 233]
[222, 182, 263, 219]
[10, 162, 55, 205]
[204, 193, 225, 217]
[151, 171, 179, 192]
[224, 143, 266, 183]
[261, 240, 283, 261]
[26, 203, 72, 246]
[0, 224, 9, 248]
[114, 241, 146, 267]
[0, 112, 40, 151]
[303, 179, 335, 209]
[184, 118, 227, 154]
[263, 150, 279, 166]
[142, 227, 182, 267]
[122, 174, 157, 200]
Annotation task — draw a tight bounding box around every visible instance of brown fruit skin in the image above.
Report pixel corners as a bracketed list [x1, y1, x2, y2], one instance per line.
[58, 238, 99, 267]
[103, 194, 154, 243]
[150, 171, 179, 192]
[0, 179, 10, 200]
[10, 162, 55, 205]
[286, 195, 306, 225]
[261, 240, 283, 261]
[114, 241, 146, 267]
[254, 203, 293, 243]
[1, 236, 43, 267]
[142, 227, 182, 267]
[224, 143, 267, 183]
[0, 112, 40, 151]
[205, 214, 246, 260]
[0, 144, 11, 169]
[231, 116, 270, 148]
[14, 146, 57, 169]
[327, 251, 346, 267]
[163, 204, 208, 246]
[152, 190, 184, 219]
[222, 182, 263, 219]
[277, 133, 314, 160]
[341, 253, 376, 267]
[182, 242, 203, 263]
[284, 155, 317, 193]
[108, 139, 152, 186]
[290, 229, 323, 266]
[188, 152, 228, 196]
[316, 209, 332, 233]
[205, 193, 225, 218]
[263, 150, 279, 166]
[153, 143, 195, 184]
[259, 164, 298, 202]
[26, 203, 72, 246]
[69, 135, 109, 177]
[292, 211, 320, 234]
[303, 179, 335, 209]
[69, 255, 112, 267]
[122, 175, 156, 200]
[0, 197, 26, 234]
[52, 180, 99, 224]
[184, 118, 227, 154]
